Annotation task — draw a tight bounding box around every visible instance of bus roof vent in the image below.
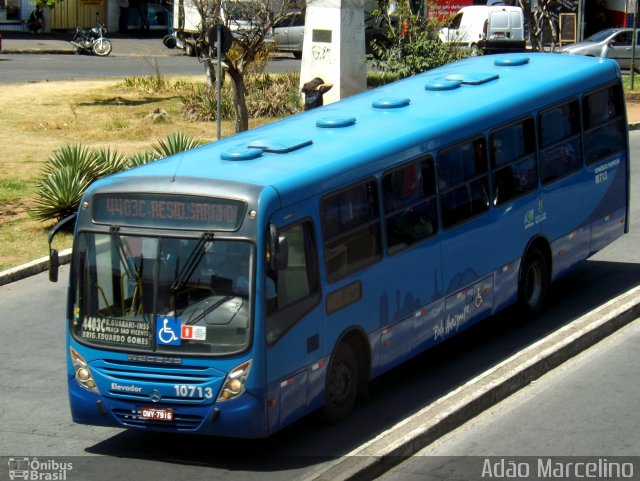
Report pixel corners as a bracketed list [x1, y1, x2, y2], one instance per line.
[494, 56, 530, 67]
[372, 97, 411, 109]
[220, 147, 264, 161]
[444, 72, 499, 85]
[316, 116, 356, 128]
[425, 79, 462, 91]
[247, 138, 313, 153]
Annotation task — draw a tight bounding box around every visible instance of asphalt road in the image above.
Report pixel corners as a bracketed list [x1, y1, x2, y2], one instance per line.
[0, 53, 301, 83]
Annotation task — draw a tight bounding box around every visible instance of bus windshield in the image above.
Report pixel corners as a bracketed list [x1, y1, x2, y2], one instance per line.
[71, 233, 252, 356]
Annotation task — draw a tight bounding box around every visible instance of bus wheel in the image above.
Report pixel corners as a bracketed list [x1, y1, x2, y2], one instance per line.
[323, 343, 358, 425]
[518, 248, 549, 316]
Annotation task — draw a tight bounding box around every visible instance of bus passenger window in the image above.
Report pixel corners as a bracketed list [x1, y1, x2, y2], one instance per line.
[382, 158, 438, 254]
[583, 85, 625, 166]
[438, 137, 490, 229]
[539, 100, 582, 184]
[321, 180, 382, 282]
[490, 118, 537, 206]
[266, 221, 320, 345]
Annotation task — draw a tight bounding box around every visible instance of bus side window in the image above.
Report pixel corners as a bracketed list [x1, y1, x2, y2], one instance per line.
[438, 137, 490, 229]
[266, 221, 321, 345]
[490, 117, 538, 206]
[539, 100, 582, 184]
[583, 84, 625, 166]
[321, 180, 382, 282]
[382, 157, 438, 254]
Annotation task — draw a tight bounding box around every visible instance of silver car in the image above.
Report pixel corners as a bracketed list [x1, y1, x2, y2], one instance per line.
[556, 28, 639, 69]
[270, 11, 305, 59]
[267, 12, 391, 59]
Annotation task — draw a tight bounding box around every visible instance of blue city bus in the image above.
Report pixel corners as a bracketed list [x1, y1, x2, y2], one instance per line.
[48, 53, 629, 438]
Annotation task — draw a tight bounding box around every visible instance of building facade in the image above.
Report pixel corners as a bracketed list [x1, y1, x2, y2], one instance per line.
[0, 0, 168, 33]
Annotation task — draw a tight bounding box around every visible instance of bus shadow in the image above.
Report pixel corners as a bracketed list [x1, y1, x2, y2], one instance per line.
[86, 259, 640, 476]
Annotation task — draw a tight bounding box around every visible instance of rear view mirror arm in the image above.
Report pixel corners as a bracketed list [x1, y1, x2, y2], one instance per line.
[48, 213, 77, 282]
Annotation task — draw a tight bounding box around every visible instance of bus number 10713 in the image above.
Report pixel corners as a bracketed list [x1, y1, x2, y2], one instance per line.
[174, 385, 214, 399]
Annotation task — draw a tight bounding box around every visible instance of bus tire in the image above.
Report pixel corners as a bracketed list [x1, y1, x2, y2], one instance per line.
[323, 342, 359, 425]
[518, 248, 549, 316]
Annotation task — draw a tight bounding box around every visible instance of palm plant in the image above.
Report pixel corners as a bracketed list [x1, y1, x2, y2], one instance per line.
[31, 167, 92, 221]
[32, 133, 205, 223]
[42, 144, 104, 179]
[94, 147, 129, 176]
[127, 150, 160, 168]
[151, 132, 204, 158]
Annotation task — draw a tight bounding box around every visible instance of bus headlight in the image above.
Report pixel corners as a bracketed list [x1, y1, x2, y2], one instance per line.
[70, 347, 99, 394]
[217, 360, 252, 402]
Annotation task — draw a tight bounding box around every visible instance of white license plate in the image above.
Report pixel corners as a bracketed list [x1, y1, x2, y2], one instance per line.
[140, 407, 174, 422]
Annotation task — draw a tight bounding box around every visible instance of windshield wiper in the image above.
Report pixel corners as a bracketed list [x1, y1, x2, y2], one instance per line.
[170, 233, 214, 291]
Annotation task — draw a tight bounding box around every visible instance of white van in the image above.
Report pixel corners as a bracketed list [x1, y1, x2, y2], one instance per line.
[439, 5, 526, 54]
[170, 0, 255, 56]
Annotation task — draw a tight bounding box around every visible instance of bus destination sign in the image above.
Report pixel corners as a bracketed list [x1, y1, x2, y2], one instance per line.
[92, 193, 246, 230]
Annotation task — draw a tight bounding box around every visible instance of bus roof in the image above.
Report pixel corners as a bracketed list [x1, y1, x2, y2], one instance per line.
[93, 53, 621, 208]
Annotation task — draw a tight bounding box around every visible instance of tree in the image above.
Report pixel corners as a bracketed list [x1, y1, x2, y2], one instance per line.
[370, 0, 472, 79]
[34, 0, 62, 8]
[517, 0, 558, 52]
[185, 0, 304, 133]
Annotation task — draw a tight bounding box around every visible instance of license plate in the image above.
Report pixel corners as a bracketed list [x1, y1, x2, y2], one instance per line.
[140, 407, 174, 422]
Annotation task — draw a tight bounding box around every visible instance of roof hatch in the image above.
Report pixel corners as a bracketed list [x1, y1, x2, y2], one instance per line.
[443, 72, 499, 85]
[220, 138, 312, 161]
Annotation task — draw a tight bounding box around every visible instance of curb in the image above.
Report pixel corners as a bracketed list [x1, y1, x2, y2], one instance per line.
[0, 48, 75, 55]
[309, 285, 640, 481]
[0, 248, 72, 286]
[0, 48, 175, 56]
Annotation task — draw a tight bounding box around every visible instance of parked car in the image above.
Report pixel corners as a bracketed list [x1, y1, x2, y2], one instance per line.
[438, 5, 526, 55]
[269, 10, 305, 59]
[556, 28, 638, 70]
[266, 11, 391, 59]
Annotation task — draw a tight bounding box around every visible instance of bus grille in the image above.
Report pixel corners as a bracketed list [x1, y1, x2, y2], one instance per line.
[94, 359, 225, 404]
[112, 408, 204, 430]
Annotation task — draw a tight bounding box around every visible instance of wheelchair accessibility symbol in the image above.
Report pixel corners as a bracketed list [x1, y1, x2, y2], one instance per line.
[156, 316, 181, 346]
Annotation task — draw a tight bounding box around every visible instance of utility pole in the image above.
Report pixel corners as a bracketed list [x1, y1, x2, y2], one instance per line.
[631, 0, 637, 90]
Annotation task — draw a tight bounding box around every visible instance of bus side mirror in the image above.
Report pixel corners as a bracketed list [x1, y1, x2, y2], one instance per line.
[47, 213, 77, 283]
[49, 249, 59, 282]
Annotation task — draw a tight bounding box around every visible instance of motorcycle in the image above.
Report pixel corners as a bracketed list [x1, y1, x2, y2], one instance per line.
[71, 14, 112, 57]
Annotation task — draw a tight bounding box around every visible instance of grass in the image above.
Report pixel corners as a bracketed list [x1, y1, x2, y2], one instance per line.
[0, 75, 274, 271]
